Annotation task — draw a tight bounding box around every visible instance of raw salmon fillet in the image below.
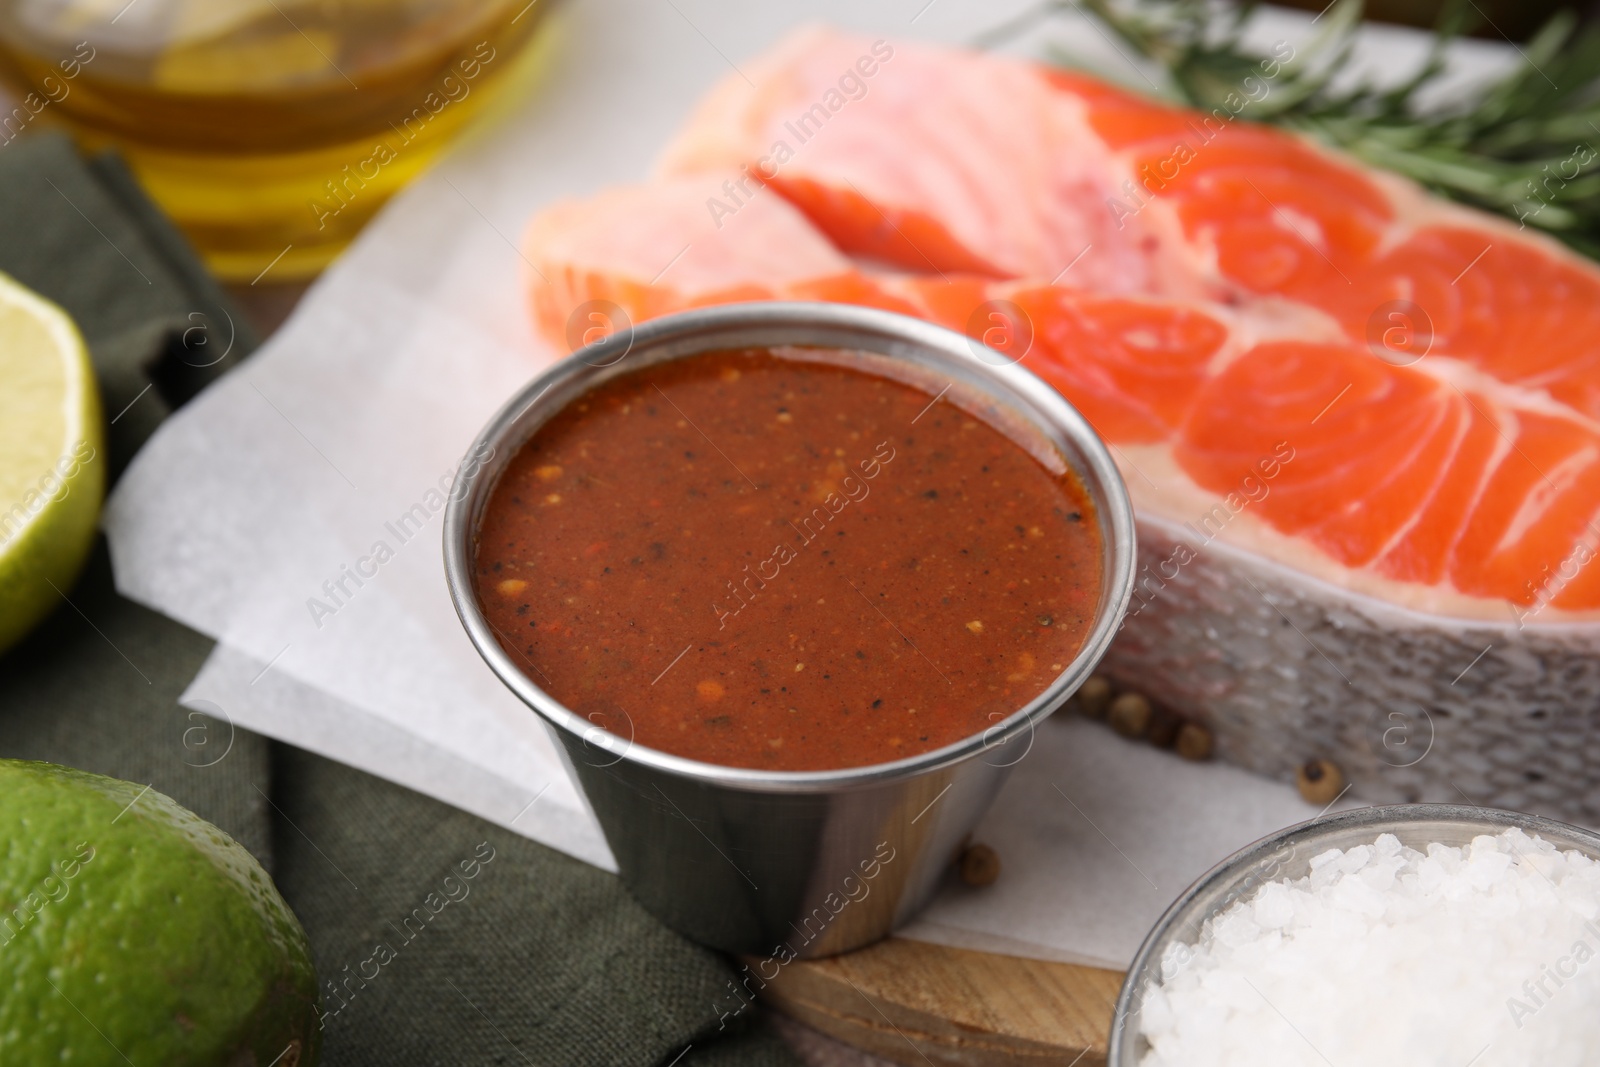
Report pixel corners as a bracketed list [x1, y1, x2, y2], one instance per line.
[655, 28, 1172, 294]
[519, 27, 1600, 821]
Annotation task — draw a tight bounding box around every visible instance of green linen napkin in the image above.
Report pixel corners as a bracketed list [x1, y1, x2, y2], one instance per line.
[0, 131, 798, 1067]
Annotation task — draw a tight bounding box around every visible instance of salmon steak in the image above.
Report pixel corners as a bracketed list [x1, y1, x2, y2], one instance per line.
[519, 27, 1600, 821]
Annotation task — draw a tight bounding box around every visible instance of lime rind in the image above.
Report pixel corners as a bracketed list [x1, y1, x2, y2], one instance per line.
[0, 760, 322, 1066]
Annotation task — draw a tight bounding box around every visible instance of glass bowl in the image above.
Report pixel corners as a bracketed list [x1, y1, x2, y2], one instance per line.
[1108, 803, 1600, 1065]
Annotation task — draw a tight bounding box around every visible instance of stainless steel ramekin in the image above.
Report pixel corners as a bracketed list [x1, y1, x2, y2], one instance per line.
[443, 302, 1136, 957]
[1108, 803, 1600, 1064]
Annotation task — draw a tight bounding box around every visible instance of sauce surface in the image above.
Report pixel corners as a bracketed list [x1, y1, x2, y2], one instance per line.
[474, 348, 1103, 771]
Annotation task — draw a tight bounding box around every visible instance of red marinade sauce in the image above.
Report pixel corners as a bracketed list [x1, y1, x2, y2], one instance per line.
[473, 347, 1103, 771]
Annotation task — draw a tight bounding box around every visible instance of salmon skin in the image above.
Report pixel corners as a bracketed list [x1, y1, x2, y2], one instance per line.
[519, 28, 1600, 822]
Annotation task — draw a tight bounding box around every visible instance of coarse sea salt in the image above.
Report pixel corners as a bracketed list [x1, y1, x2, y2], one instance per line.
[1136, 828, 1600, 1067]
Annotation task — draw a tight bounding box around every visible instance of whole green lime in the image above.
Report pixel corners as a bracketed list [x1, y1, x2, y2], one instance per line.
[0, 760, 321, 1066]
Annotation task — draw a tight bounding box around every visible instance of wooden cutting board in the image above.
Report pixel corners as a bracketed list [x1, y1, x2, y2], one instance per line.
[755, 937, 1124, 1066]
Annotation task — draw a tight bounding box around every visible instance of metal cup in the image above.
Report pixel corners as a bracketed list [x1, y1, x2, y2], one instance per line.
[444, 302, 1135, 957]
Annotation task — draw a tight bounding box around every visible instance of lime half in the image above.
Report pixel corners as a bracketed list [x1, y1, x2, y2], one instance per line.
[0, 271, 103, 655]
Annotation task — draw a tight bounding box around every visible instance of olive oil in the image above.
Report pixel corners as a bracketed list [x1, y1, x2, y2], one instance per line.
[0, 0, 552, 279]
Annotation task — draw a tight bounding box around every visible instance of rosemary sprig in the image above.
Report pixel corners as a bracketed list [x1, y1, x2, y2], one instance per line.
[994, 0, 1600, 258]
